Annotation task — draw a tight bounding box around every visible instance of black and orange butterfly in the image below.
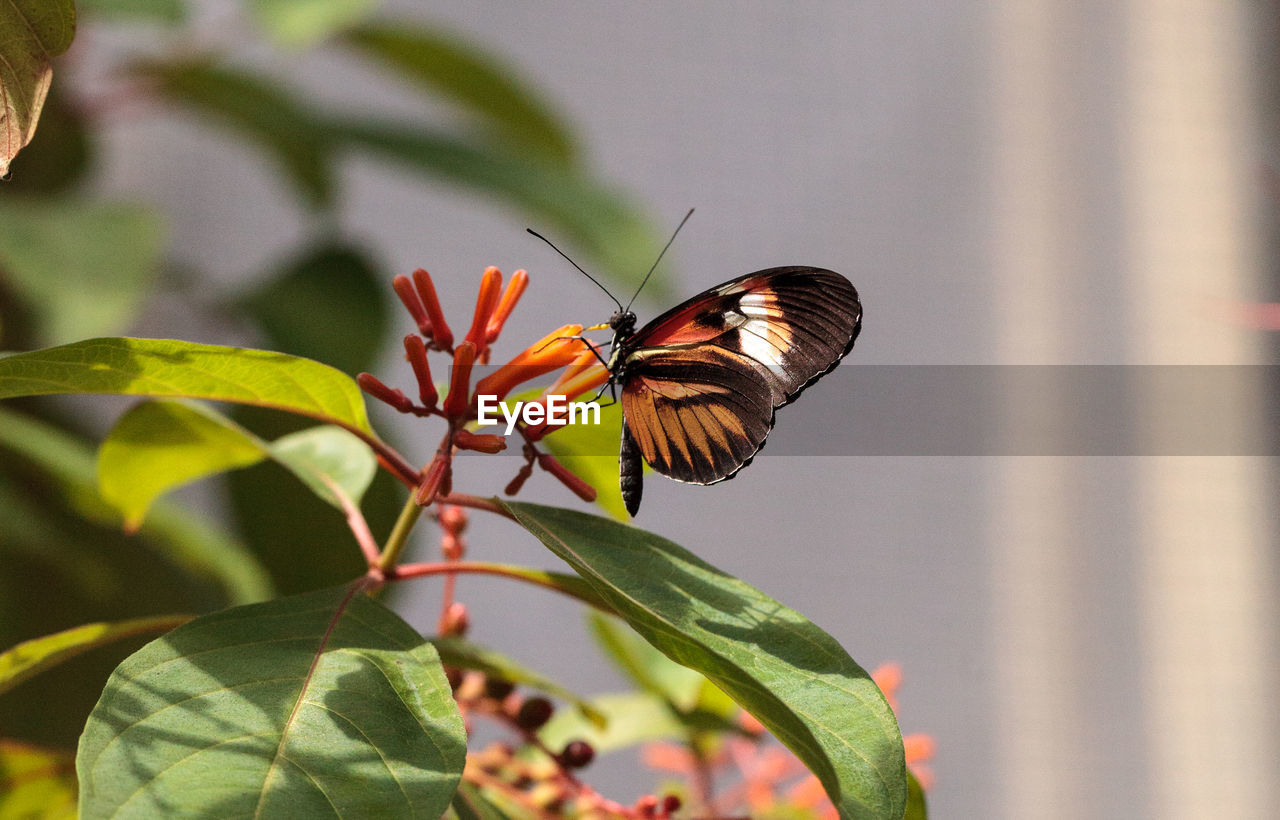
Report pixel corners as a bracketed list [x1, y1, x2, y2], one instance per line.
[532, 212, 861, 516]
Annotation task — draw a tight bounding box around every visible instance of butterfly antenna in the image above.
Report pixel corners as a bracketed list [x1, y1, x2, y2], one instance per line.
[625, 208, 695, 311]
[526, 228, 624, 313]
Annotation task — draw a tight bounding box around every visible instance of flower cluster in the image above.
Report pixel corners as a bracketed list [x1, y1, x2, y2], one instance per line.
[356, 267, 610, 507]
[450, 670, 682, 820]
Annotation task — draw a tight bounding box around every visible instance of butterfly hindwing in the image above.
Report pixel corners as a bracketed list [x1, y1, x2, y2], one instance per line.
[615, 267, 861, 515]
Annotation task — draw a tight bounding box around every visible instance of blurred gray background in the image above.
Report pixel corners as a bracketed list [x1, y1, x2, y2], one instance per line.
[97, 1, 1278, 816]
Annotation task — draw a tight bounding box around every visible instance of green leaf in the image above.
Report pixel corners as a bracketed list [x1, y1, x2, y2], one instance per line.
[430, 637, 606, 728]
[905, 770, 928, 820]
[249, 0, 377, 48]
[0, 0, 75, 176]
[0, 337, 374, 434]
[587, 612, 704, 710]
[0, 201, 164, 345]
[239, 243, 389, 375]
[343, 24, 576, 165]
[0, 404, 272, 606]
[134, 60, 335, 208]
[0, 615, 190, 697]
[504, 502, 907, 820]
[539, 399, 629, 520]
[538, 691, 687, 755]
[98, 400, 378, 529]
[77, 0, 187, 24]
[330, 119, 669, 303]
[98, 400, 267, 530]
[0, 740, 77, 819]
[268, 423, 377, 507]
[77, 585, 466, 818]
[223, 406, 379, 596]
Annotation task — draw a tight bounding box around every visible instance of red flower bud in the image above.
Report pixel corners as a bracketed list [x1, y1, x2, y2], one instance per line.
[440, 532, 464, 561]
[415, 458, 450, 506]
[412, 268, 453, 350]
[357, 373, 413, 413]
[402, 334, 437, 408]
[442, 342, 476, 418]
[438, 504, 468, 533]
[440, 602, 469, 636]
[504, 462, 535, 496]
[454, 429, 507, 454]
[392, 274, 433, 337]
[537, 453, 597, 503]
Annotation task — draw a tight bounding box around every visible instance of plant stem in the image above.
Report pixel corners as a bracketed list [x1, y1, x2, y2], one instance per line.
[390, 560, 612, 611]
[377, 493, 425, 572]
[437, 493, 514, 518]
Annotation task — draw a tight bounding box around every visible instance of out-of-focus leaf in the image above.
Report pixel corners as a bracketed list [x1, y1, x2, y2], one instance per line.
[76, 0, 186, 24]
[98, 400, 266, 531]
[539, 691, 686, 755]
[98, 400, 377, 529]
[0, 0, 75, 176]
[0, 404, 272, 607]
[450, 782, 516, 820]
[248, 0, 376, 48]
[2, 87, 91, 194]
[0, 740, 77, 819]
[587, 612, 704, 710]
[0, 201, 164, 345]
[240, 243, 388, 375]
[0, 615, 190, 697]
[134, 60, 335, 208]
[0, 407, 258, 747]
[77, 585, 467, 818]
[905, 771, 928, 820]
[430, 637, 606, 727]
[0, 337, 375, 435]
[330, 119, 668, 302]
[505, 502, 907, 820]
[344, 24, 576, 165]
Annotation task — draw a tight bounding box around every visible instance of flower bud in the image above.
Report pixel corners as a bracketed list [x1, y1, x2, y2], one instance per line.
[482, 676, 516, 701]
[411, 269, 453, 349]
[514, 696, 555, 730]
[559, 739, 595, 769]
[392, 274, 433, 337]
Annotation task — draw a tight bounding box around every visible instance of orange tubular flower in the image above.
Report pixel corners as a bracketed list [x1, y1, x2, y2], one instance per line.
[485, 269, 529, 343]
[472, 324, 586, 402]
[361, 263, 612, 507]
[464, 266, 503, 349]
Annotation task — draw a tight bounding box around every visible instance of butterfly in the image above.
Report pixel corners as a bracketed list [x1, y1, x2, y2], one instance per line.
[531, 213, 861, 516]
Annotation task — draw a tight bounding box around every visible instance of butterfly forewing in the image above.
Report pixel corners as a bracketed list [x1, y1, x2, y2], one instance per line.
[616, 267, 861, 514]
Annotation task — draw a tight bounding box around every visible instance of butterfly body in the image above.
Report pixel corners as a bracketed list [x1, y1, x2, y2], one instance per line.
[605, 266, 861, 516]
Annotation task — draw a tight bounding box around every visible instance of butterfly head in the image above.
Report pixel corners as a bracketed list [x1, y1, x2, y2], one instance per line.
[608, 309, 637, 340]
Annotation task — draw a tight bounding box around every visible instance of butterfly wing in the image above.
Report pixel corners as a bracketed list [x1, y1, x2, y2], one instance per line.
[617, 267, 861, 515]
